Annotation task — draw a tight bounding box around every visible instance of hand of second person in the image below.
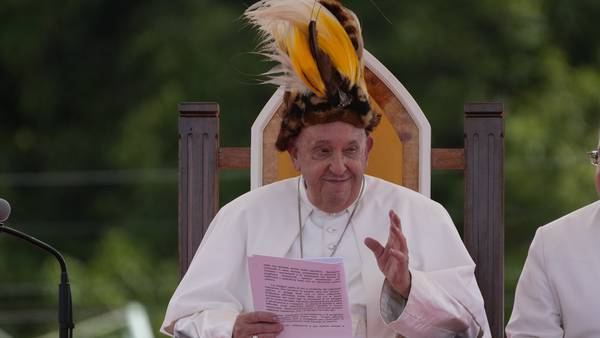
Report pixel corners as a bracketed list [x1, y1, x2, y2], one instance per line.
[364, 210, 411, 298]
[232, 311, 283, 338]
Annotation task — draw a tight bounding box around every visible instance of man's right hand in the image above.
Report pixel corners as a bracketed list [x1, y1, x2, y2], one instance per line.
[233, 311, 283, 338]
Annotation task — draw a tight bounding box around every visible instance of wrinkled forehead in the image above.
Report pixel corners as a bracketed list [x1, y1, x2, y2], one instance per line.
[297, 122, 368, 146]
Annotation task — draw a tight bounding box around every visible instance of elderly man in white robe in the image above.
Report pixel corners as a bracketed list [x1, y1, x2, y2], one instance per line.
[506, 137, 600, 337]
[161, 0, 490, 337]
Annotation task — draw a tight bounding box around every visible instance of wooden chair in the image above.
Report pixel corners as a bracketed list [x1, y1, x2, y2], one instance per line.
[177, 51, 505, 337]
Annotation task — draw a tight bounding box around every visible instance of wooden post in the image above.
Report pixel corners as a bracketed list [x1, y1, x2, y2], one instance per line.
[178, 102, 220, 278]
[464, 103, 504, 338]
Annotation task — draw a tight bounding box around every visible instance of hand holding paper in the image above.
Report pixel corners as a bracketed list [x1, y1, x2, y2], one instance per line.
[364, 210, 411, 298]
[233, 311, 283, 338]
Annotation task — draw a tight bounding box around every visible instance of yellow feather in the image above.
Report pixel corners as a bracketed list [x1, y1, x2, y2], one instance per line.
[245, 0, 362, 96]
[286, 26, 326, 97]
[316, 11, 360, 85]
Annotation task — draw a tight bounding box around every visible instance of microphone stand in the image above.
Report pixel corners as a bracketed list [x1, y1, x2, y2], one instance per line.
[0, 222, 74, 338]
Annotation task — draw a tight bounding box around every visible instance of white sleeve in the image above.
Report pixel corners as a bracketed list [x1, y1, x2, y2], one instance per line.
[380, 268, 488, 338]
[505, 228, 563, 338]
[376, 199, 490, 338]
[171, 309, 238, 338]
[160, 205, 249, 337]
[380, 279, 407, 323]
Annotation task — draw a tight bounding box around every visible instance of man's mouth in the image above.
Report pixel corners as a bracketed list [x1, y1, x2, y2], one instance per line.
[322, 176, 352, 183]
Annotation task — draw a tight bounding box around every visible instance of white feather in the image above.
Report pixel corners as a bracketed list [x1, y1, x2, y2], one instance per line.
[244, 0, 339, 94]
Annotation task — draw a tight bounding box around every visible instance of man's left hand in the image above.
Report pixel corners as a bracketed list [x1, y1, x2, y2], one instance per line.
[364, 210, 411, 298]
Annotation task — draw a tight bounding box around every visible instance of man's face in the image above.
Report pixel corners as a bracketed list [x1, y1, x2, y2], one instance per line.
[289, 121, 373, 213]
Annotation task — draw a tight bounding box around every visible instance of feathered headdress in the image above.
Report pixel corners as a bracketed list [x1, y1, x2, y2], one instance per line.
[245, 0, 381, 151]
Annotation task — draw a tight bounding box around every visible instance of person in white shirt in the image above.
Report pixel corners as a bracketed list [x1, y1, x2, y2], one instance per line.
[161, 0, 490, 337]
[506, 137, 600, 337]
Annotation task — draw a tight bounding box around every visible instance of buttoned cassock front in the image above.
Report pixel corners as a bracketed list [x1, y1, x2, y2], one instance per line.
[506, 200, 600, 338]
[161, 176, 490, 337]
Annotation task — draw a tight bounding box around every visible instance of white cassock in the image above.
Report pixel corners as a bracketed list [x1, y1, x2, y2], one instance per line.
[161, 175, 490, 337]
[506, 200, 600, 338]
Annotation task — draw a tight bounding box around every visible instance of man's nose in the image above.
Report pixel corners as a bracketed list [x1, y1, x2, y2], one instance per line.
[329, 153, 347, 175]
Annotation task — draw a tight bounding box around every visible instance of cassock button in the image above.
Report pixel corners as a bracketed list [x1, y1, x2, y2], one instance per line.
[327, 243, 337, 250]
[326, 227, 337, 233]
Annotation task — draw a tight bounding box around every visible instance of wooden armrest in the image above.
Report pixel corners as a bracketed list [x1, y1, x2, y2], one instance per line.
[219, 147, 251, 169]
[431, 148, 464, 170]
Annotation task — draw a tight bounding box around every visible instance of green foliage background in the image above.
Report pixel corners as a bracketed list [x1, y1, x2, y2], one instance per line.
[1, 0, 599, 336]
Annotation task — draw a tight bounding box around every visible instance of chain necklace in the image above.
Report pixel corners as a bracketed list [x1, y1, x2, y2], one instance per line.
[297, 176, 365, 258]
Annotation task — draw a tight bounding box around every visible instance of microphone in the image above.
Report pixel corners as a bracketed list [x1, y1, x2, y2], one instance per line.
[0, 198, 74, 338]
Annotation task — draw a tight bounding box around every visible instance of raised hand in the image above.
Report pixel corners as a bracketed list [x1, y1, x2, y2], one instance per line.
[232, 311, 283, 338]
[364, 210, 411, 298]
